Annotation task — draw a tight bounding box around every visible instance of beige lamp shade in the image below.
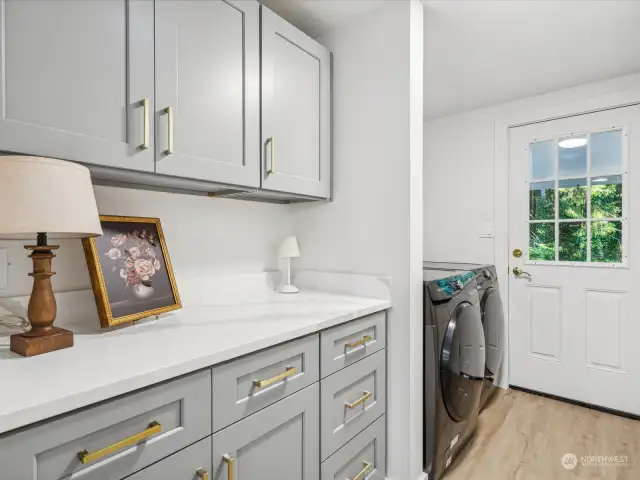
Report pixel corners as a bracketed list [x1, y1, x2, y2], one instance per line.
[0, 156, 102, 239]
[278, 235, 300, 258]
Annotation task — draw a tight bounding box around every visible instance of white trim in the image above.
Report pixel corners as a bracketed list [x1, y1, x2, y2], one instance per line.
[493, 83, 640, 390]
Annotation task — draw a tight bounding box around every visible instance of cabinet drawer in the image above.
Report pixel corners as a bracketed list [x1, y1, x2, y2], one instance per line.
[320, 311, 386, 378]
[321, 415, 386, 480]
[212, 383, 320, 480]
[211, 334, 319, 432]
[0, 370, 211, 480]
[126, 436, 211, 480]
[321, 349, 386, 460]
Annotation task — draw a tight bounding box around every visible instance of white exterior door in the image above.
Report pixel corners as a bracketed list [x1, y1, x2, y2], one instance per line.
[508, 105, 640, 415]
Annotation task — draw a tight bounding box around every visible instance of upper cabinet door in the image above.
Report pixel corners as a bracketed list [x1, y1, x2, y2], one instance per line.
[0, 0, 154, 172]
[155, 0, 260, 188]
[261, 7, 331, 199]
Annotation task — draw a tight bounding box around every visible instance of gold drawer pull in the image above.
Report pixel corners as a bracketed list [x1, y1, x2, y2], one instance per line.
[223, 454, 235, 480]
[77, 421, 161, 465]
[164, 106, 174, 155]
[140, 97, 149, 150]
[196, 468, 209, 480]
[349, 460, 372, 480]
[345, 390, 372, 409]
[345, 335, 372, 349]
[253, 366, 296, 388]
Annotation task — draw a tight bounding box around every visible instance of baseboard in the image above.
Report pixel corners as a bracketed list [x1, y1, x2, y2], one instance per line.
[510, 385, 640, 421]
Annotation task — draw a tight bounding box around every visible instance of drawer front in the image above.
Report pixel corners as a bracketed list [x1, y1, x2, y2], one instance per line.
[321, 349, 386, 460]
[126, 436, 211, 480]
[0, 370, 211, 480]
[211, 334, 319, 432]
[212, 383, 320, 480]
[321, 415, 386, 480]
[320, 311, 386, 378]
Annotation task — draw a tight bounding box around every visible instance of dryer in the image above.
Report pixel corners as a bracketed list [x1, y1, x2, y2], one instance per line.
[423, 269, 485, 479]
[424, 262, 505, 410]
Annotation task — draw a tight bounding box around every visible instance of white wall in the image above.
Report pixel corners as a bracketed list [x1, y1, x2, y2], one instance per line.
[0, 186, 292, 299]
[423, 71, 640, 265]
[291, 2, 424, 479]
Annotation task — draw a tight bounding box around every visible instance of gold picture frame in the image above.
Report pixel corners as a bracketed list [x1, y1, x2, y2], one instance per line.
[82, 216, 181, 328]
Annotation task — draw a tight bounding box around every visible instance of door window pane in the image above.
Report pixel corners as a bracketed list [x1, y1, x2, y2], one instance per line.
[591, 175, 622, 219]
[529, 223, 555, 261]
[591, 130, 622, 175]
[530, 140, 555, 180]
[558, 178, 587, 219]
[559, 222, 587, 262]
[591, 221, 622, 263]
[529, 181, 555, 220]
[558, 137, 587, 177]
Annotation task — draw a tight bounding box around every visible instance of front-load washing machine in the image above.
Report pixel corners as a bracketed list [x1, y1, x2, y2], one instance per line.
[423, 262, 505, 410]
[423, 269, 485, 479]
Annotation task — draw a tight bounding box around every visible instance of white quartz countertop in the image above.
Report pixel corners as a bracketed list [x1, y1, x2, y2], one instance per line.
[0, 280, 390, 435]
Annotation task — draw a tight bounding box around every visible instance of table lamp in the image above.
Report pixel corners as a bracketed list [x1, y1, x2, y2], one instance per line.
[278, 236, 300, 294]
[0, 156, 102, 357]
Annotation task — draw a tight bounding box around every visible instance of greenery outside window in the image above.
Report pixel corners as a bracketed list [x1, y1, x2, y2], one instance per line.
[528, 129, 626, 264]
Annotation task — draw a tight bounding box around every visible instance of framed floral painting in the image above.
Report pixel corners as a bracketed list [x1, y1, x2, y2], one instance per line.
[82, 216, 181, 328]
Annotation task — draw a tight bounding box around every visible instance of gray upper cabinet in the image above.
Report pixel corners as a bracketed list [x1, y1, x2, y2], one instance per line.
[261, 6, 331, 199]
[212, 384, 320, 480]
[0, 0, 154, 172]
[155, 0, 260, 187]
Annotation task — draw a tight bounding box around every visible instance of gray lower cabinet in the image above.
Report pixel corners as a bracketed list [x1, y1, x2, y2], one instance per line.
[212, 383, 320, 480]
[154, 0, 260, 187]
[320, 350, 386, 460]
[211, 334, 319, 432]
[0, 370, 211, 480]
[125, 437, 212, 480]
[321, 415, 386, 480]
[0, 0, 155, 172]
[261, 6, 331, 199]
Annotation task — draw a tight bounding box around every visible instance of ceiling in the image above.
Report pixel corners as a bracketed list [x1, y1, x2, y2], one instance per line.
[261, 0, 386, 39]
[261, 1, 640, 120]
[424, 0, 640, 119]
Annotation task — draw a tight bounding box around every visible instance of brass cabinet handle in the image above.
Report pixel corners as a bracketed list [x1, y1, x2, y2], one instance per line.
[349, 461, 372, 480]
[223, 454, 235, 480]
[267, 136, 275, 174]
[164, 106, 174, 155]
[196, 468, 209, 480]
[77, 421, 161, 465]
[345, 390, 372, 409]
[346, 335, 372, 349]
[140, 98, 149, 150]
[253, 366, 296, 388]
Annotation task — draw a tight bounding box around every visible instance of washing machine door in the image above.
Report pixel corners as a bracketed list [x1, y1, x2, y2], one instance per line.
[441, 301, 485, 422]
[481, 286, 504, 379]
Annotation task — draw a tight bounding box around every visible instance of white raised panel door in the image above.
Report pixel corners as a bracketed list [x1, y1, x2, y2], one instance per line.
[508, 105, 640, 414]
[0, 0, 154, 171]
[155, 0, 260, 187]
[261, 7, 331, 198]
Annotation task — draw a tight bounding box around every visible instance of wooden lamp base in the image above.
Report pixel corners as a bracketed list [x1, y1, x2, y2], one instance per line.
[9, 234, 74, 357]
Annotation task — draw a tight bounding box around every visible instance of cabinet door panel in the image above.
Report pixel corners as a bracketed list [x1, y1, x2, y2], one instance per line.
[212, 384, 319, 480]
[0, 0, 154, 171]
[261, 6, 331, 198]
[126, 437, 211, 480]
[155, 0, 259, 187]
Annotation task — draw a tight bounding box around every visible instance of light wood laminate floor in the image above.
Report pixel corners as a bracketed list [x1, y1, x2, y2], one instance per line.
[444, 389, 640, 479]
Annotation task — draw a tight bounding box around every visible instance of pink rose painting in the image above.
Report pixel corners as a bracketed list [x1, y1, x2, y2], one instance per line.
[84, 216, 181, 328]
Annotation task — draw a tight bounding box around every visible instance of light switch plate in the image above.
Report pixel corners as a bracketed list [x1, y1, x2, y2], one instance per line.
[480, 222, 495, 238]
[0, 248, 7, 289]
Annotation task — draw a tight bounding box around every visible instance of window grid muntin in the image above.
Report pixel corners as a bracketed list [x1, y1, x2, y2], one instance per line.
[527, 127, 626, 266]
